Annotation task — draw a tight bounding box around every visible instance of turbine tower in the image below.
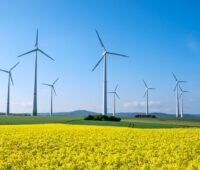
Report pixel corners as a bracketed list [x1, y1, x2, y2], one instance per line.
[108, 84, 120, 116]
[143, 80, 156, 115]
[172, 73, 187, 118]
[43, 78, 59, 116]
[179, 85, 189, 118]
[0, 62, 20, 115]
[17, 29, 54, 116]
[92, 30, 129, 115]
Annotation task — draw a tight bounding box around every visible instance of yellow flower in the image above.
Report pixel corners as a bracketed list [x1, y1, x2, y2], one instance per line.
[0, 124, 199, 169]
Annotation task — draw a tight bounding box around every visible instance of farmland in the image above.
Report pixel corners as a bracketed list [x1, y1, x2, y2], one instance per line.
[0, 115, 200, 128]
[0, 115, 200, 169]
[0, 124, 200, 169]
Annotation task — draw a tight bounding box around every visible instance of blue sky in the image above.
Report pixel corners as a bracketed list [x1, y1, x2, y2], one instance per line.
[0, 0, 200, 114]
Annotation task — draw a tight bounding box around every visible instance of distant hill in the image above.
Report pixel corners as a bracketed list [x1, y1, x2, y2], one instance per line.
[55, 110, 98, 116]
[116, 112, 200, 118]
[2, 110, 200, 117]
[38, 110, 98, 116]
[39, 111, 200, 118]
[114, 112, 171, 118]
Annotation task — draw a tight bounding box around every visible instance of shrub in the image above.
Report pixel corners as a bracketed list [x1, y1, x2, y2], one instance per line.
[135, 114, 156, 118]
[84, 114, 94, 120]
[84, 114, 121, 122]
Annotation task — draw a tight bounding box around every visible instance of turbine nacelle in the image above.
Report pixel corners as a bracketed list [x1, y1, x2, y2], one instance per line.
[108, 84, 120, 116]
[143, 80, 156, 97]
[179, 85, 189, 98]
[110, 92, 120, 99]
[172, 72, 188, 118]
[108, 84, 120, 99]
[0, 62, 20, 115]
[92, 30, 129, 72]
[102, 51, 107, 56]
[17, 29, 54, 116]
[17, 29, 55, 61]
[172, 72, 187, 91]
[42, 78, 59, 96]
[42, 78, 59, 117]
[0, 62, 20, 86]
[92, 30, 129, 115]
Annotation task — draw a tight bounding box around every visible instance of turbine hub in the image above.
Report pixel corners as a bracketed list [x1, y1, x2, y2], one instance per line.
[102, 51, 106, 56]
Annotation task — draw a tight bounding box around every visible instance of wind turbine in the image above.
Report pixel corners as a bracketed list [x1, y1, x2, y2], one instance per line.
[0, 62, 20, 115]
[92, 30, 129, 115]
[42, 78, 59, 117]
[179, 85, 189, 118]
[108, 84, 120, 116]
[172, 73, 187, 118]
[143, 80, 156, 115]
[17, 29, 54, 116]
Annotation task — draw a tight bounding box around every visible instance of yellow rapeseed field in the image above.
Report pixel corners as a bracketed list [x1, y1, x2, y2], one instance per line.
[0, 124, 200, 170]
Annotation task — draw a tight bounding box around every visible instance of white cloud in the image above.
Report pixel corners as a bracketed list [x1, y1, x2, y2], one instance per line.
[123, 100, 161, 108]
[13, 101, 32, 109]
[188, 98, 195, 102]
[188, 39, 198, 50]
[187, 35, 200, 53]
[123, 101, 146, 108]
[0, 90, 4, 95]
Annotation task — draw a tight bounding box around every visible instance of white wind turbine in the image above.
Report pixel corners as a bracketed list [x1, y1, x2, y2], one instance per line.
[172, 73, 187, 118]
[143, 80, 156, 115]
[179, 85, 189, 118]
[0, 62, 20, 115]
[17, 29, 54, 116]
[108, 84, 120, 116]
[43, 78, 59, 117]
[92, 30, 129, 115]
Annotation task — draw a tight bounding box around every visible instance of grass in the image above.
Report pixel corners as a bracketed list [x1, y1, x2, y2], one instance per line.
[0, 115, 83, 125]
[159, 116, 200, 122]
[0, 115, 199, 128]
[123, 116, 200, 127]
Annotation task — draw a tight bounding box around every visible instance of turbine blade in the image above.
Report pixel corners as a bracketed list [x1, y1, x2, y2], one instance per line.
[95, 30, 106, 51]
[115, 84, 118, 92]
[53, 86, 56, 95]
[0, 69, 9, 73]
[179, 85, 183, 92]
[10, 62, 20, 71]
[35, 29, 38, 47]
[172, 72, 178, 81]
[42, 83, 52, 87]
[143, 80, 148, 88]
[115, 92, 120, 99]
[17, 49, 36, 58]
[108, 92, 115, 94]
[143, 90, 147, 98]
[174, 83, 178, 91]
[149, 88, 156, 90]
[179, 90, 189, 98]
[91, 56, 104, 72]
[107, 52, 129, 58]
[38, 49, 55, 61]
[10, 74, 14, 85]
[179, 81, 188, 83]
[53, 78, 59, 85]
